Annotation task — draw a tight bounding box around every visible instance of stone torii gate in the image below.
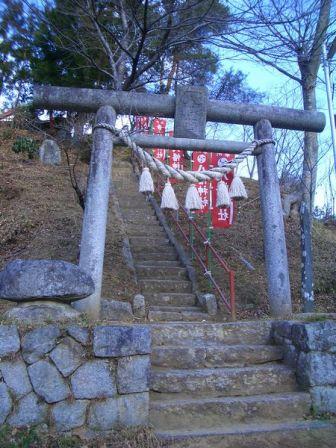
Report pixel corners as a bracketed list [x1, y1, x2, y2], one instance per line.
[34, 85, 325, 320]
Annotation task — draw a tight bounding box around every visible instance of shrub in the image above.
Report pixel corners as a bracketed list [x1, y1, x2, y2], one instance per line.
[12, 137, 39, 159]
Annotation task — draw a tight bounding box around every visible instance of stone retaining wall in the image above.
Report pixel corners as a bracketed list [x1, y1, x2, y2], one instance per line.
[272, 319, 336, 413]
[0, 324, 151, 435]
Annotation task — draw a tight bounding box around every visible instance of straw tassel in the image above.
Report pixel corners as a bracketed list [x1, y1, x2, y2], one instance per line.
[185, 183, 202, 210]
[139, 167, 154, 193]
[161, 180, 179, 210]
[229, 173, 248, 200]
[216, 180, 231, 207]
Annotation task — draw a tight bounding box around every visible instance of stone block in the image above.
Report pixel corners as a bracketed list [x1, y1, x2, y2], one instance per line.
[117, 355, 150, 394]
[5, 302, 80, 324]
[203, 294, 218, 316]
[101, 299, 133, 321]
[174, 86, 207, 139]
[311, 386, 336, 413]
[271, 321, 294, 341]
[93, 325, 151, 357]
[0, 325, 20, 357]
[22, 325, 60, 364]
[282, 343, 299, 368]
[133, 294, 146, 318]
[51, 400, 88, 432]
[297, 352, 336, 387]
[292, 321, 336, 353]
[39, 139, 61, 165]
[0, 383, 12, 425]
[0, 359, 32, 397]
[70, 360, 116, 399]
[50, 337, 85, 377]
[67, 325, 90, 345]
[118, 392, 149, 427]
[0, 259, 94, 303]
[87, 398, 118, 431]
[7, 392, 48, 427]
[28, 360, 70, 403]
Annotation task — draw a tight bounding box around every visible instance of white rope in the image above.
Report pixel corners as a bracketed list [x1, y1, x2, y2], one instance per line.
[93, 123, 274, 183]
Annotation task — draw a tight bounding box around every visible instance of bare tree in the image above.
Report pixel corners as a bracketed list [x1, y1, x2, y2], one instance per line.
[213, 0, 336, 310]
[27, 0, 229, 92]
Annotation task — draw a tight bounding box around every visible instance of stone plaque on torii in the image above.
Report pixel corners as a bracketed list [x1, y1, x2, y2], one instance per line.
[34, 85, 325, 319]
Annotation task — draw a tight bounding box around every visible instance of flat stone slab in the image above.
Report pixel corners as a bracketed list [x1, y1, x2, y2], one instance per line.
[22, 325, 60, 364]
[0, 259, 94, 302]
[0, 383, 12, 425]
[7, 392, 48, 427]
[0, 359, 32, 397]
[93, 325, 151, 357]
[0, 325, 20, 358]
[4, 302, 81, 324]
[70, 360, 117, 399]
[101, 299, 133, 321]
[28, 360, 70, 403]
[51, 400, 88, 432]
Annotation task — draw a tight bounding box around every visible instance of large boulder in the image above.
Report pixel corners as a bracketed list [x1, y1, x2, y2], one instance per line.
[0, 259, 94, 303]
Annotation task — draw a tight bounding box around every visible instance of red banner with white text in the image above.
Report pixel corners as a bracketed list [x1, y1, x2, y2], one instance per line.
[192, 151, 211, 214]
[211, 153, 235, 228]
[152, 118, 167, 161]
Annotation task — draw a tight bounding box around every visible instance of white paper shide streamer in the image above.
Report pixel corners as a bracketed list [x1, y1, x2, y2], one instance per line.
[229, 173, 248, 200]
[139, 167, 154, 193]
[161, 180, 179, 210]
[185, 184, 203, 210]
[216, 180, 231, 207]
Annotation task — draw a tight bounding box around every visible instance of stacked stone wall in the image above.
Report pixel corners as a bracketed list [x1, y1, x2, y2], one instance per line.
[0, 324, 150, 435]
[272, 319, 336, 413]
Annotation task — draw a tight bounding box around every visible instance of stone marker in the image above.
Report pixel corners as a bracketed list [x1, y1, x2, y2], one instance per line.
[0, 259, 94, 302]
[39, 139, 61, 165]
[133, 294, 146, 318]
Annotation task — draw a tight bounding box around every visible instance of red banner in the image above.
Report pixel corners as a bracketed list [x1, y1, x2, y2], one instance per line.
[134, 116, 149, 133]
[152, 118, 166, 161]
[192, 152, 211, 214]
[211, 153, 235, 228]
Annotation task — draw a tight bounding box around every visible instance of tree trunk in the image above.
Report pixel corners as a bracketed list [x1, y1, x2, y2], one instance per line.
[300, 80, 318, 312]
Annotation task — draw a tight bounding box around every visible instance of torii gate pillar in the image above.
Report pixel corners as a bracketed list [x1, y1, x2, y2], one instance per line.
[254, 119, 292, 317]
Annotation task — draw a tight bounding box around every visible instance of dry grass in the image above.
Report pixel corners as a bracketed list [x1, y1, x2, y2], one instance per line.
[0, 127, 137, 316]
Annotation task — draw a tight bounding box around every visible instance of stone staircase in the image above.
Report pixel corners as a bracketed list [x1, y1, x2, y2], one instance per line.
[113, 164, 212, 322]
[112, 161, 336, 447]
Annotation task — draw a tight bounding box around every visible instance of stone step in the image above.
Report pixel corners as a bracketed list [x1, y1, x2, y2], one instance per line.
[126, 225, 165, 236]
[146, 293, 196, 306]
[150, 364, 297, 396]
[150, 392, 311, 430]
[151, 321, 272, 346]
[136, 260, 182, 267]
[136, 265, 188, 280]
[122, 209, 156, 219]
[148, 309, 212, 322]
[155, 420, 336, 448]
[139, 279, 192, 294]
[123, 215, 158, 224]
[151, 344, 283, 369]
[130, 236, 170, 247]
[131, 246, 176, 256]
[133, 252, 178, 262]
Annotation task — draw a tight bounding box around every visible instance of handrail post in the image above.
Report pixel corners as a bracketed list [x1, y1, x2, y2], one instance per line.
[229, 271, 236, 320]
[254, 119, 292, 317]
[73, 105, 116, 319]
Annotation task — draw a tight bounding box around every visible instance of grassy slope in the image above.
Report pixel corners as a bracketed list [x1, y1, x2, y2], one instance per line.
[1, 127, 335, 318]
